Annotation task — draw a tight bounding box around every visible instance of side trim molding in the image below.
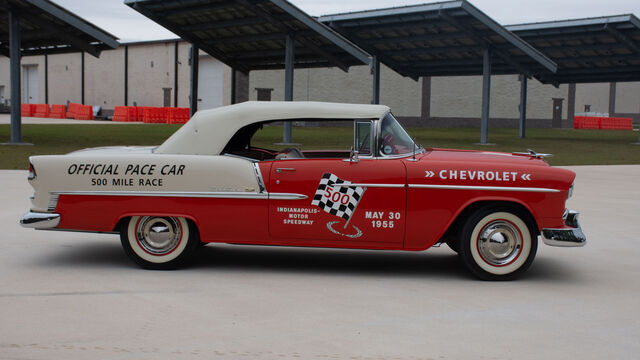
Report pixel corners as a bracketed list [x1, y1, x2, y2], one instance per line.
[408, 184, 560, 193]
[333, 183, 405, 188]
[52, 191, 307, 200]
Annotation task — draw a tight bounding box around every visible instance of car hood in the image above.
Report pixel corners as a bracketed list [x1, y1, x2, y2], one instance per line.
[67, 146, 156, 155]
[423, 148, 550, 166]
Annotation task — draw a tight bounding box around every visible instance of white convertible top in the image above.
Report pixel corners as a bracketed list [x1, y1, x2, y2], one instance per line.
[155, 101, 390, 155]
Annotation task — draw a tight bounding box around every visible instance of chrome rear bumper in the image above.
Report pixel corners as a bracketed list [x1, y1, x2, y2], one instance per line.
[20, 211, 61, 229]
[541, 210, 586, 247]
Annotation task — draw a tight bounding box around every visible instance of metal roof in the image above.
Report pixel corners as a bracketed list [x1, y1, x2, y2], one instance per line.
[0, 0, 119, 57]
[507, 15, 640, 84]
[319, 0, 557, 80]
[125, 0, 371, 72]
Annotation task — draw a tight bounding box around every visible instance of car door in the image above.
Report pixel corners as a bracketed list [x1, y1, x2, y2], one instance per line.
[268, 121, 406, 247]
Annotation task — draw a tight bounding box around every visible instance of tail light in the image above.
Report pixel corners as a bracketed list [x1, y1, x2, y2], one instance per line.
[28, 161, 36, 180]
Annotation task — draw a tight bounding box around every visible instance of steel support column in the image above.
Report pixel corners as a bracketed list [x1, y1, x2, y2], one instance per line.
[372, 55, 380, 104]
[519, 74, 527, 139]
[567, 83, 576, 129]
[174, 41, 179, 107]
[124, 45, 128, 106]
[283, 34, 294, 143]
[609, 82, 616, 116]
[8, 9, 23, 144]
[80, 52, 85, 104]
[189, 45, 199, 117]
[480, 48, 491, 144]
[44, 54, 48, 104]
[231, 68, 237, 104]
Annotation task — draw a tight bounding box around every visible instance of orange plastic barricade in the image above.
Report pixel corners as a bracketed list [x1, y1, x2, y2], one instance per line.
[66, 102, 82, 119]
[112, 106, 129, 122]
[574, 116, 632, 130]
[601, 117, 633, 130]
[143, 107, 168, 123]
[167, 107, 190, 124]
[49, 105, 66, 119]
[74, 105, 94, 120]
[136, 107, 150, 122]
[127, 106, 139, 122]
[33, 104, 50, 118]
[21, 104, 35, 117]
[574, 116, 600, 129]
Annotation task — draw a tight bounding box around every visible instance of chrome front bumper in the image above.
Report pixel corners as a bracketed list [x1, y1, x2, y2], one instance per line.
[541, 210, 586, 247]
[20, 211, 61, 229]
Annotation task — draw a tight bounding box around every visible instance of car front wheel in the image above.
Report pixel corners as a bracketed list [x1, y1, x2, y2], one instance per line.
[458, 206, 538, 280]
[120, 216, 199, 270]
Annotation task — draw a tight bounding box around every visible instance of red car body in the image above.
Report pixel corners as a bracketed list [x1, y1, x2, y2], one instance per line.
[21, 102, 585, 279]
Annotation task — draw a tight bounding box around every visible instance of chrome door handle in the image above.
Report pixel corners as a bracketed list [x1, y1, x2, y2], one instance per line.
[276, 168, 296, 173]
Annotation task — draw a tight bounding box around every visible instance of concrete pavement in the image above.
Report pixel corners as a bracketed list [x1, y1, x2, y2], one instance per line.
[1, 166, 639, 360]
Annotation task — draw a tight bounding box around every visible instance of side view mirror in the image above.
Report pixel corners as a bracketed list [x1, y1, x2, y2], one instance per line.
[350, 147, 360, 163]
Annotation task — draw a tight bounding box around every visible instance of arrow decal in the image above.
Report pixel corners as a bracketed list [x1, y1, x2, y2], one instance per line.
[424, 171, 435, 178]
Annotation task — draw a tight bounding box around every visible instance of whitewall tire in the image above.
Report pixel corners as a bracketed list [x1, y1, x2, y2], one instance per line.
[459, 206, 538, 280]
[120, 216, 199, 270]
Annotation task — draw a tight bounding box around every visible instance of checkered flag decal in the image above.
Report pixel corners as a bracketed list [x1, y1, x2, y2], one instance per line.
[311, 173, 365, 221]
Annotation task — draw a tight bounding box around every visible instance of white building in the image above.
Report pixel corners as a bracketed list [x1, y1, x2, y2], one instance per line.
[1, 38, 638, 126]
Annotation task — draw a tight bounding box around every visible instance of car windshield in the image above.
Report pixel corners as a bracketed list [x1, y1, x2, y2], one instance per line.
[378, 113, 417, 156]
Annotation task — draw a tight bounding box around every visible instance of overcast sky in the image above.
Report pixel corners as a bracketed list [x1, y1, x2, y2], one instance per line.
[53, 0, 640, 42]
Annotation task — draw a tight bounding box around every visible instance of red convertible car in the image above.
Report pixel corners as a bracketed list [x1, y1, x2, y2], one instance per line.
[20, 101, 585, 280]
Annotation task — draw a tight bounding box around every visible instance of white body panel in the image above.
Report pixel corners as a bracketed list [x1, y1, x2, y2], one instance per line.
[29, 151, 259, 212]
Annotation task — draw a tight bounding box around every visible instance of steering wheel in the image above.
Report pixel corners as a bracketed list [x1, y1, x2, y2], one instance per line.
[380, 133, 395, 155]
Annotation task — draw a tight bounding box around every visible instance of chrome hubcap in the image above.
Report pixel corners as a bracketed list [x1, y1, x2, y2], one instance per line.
[478, 220, 522, 266]
[136, 217, 181, 255]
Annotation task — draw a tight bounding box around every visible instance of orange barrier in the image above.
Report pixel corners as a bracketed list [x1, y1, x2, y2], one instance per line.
[112, 106, 129, 122]
[167, 107, 190, 124]
[142, 107, 168, 123]
[21, 104, 35, 117]
[134, 107, 150, 122]
[74, 105, 94, 120]
[49, 105, 66, 119]
[574, 116, 633, 130]
[66, 102, 82, 119]
[601, 117, 633, 130]
[33, 104, 50, 118]
[127, 107, 139, 122]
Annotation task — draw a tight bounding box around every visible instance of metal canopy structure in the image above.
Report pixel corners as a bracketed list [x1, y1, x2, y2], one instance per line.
[1, 0, 119, 145]
[320, 0, 558, 144]
[125, 0, 371, 72]
[319, 0, 557, 80]
[507, 15, 640, 84]
[126, 0, 372, 144]
[0, 0, 119, 57]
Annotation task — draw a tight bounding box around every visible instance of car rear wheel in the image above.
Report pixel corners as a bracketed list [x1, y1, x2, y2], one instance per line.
[458, 206, 537, 280]
[120, 216, 199, 270]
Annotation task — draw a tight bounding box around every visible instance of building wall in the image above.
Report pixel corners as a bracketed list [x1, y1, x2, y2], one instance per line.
[48, 53, 82, 105]
[615, 82, 640, 114]
[575, 82, 610, 114]
[0, 39, 638, 125]
[0, 57, 8, 104]
[85, 47, 124, 109]
[127, 42, 175, 107]
[176, 42, 192, 108]
[249, 64, 422, 116]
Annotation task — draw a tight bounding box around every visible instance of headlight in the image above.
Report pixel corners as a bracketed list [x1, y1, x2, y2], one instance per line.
[567, 182, 574, 199]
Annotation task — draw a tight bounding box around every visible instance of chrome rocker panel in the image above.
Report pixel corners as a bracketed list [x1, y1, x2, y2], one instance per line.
[20, 212, 61, 229]
[541, 210, 586, 247]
